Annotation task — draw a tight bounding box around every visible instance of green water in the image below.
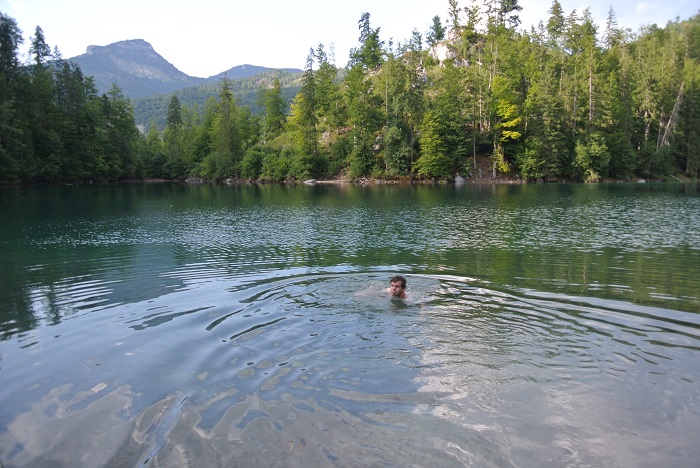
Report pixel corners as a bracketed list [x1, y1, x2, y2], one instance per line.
[0, 182, 699, 466]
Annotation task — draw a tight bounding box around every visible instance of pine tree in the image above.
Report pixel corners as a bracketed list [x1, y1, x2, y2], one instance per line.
[29, 26, 52, 67]
[166, 95, 183, 129]
[286, 50, 320, 178]
[314, 44, 341, 129]
[100, 84, 139, 179]
[27, 26, 62, 180]
[350, 13, 384, 70]
[491, 75, 522, 177]
[262, 78, 286, 139]
[448, 0, 462, 31]
[546, 0, 565, 46]
[426, 16, 446, 47]
[346, 13, 385, 177]
[206, 76, 241, 178]
[415, 110, 450, 178]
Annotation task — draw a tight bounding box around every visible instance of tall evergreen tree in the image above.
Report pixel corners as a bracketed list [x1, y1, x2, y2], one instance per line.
[314, 44, 341, 129]
[498, 0, 523, 29]
[448, 0, 462, 31]
[0, 13, 22, 74]
[427, 16, 446, 47]
[415, 110, 450, 178]
[490, 75, 522, 176]
[100, 84, 139, 179]
[26, 26, 61, 180]
[29, 26, 51, 67]
[205, 76, 241, 178]
[286, 50, 323, 179]
[350, 12, 384, 70]
[166, 95, 183, 129]
[54, 60, 98, 180]
[546, 0, 566, 46]
[164, 94, 184, 177]
[0, 14, 24, 181]
[262, 78, 286, 139]
[293, 50, 318, 156]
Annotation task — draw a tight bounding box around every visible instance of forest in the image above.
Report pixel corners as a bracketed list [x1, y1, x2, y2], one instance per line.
[1, 0, 699, 184]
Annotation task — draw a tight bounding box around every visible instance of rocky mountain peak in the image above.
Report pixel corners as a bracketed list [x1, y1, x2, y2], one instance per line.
[69, 39, 204, 98]
[67, 39, 302, 100]
[85, 39, 154, 55]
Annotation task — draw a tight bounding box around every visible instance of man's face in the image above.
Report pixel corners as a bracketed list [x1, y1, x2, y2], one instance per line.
[389, 281, 405, 297]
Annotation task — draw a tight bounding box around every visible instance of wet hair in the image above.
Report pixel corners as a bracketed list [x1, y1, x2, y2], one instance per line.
[390, 275, 406, 288]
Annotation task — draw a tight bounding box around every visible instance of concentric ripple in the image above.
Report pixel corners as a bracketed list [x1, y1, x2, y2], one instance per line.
[2, 270, 699, 466]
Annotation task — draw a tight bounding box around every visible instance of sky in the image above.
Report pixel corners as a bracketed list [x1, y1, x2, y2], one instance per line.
[2, 0, 698, 78]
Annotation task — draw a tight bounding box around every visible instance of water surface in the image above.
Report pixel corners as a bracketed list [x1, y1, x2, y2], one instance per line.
[1, 183, 699, 466]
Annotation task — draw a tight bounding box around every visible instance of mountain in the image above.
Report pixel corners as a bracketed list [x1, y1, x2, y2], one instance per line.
[67, 39, 303, 99]
[68, 39, 205, 98]
[132, 70, 302, 131]
[211, 64, 303, 82]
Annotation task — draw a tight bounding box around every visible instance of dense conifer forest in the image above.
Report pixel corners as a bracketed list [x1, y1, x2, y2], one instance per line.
[1, 1, 698, 183]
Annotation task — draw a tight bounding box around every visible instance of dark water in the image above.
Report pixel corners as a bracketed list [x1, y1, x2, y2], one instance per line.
[1, 182, 699, 467]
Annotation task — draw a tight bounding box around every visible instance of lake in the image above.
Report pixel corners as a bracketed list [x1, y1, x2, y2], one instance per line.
[1, 182, 699, 467]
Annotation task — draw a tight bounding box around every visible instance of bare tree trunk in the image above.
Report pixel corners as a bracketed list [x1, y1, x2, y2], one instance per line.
[572, 95, 577, 137]
[493, 142, 498, 178]
[658, 81, 684, 150]
[473, 123, 477, 169]
[643, 109, 651, 143]
[589, 67, 594, 122]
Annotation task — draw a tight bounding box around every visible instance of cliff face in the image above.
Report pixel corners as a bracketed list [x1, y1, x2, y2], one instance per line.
[70, 39, 206, 98]
[68, 39, 303, 100]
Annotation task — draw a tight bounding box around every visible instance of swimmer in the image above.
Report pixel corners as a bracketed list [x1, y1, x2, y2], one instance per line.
[387, 275, 407, 299]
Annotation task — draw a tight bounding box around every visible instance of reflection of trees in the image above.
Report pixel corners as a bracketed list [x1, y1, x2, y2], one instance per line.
[0, 185, 189, 338]
[3, 182, 698, 341]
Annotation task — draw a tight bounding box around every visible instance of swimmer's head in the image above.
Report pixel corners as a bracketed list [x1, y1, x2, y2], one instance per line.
[389, 275, 407, 298]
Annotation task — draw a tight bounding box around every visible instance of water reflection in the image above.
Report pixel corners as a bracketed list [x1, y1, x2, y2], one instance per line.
[1, 183, 699, 466]
[1, 270, 699, 465]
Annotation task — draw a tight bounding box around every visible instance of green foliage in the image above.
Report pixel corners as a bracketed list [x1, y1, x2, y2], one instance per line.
[0, 13, 22, 74]
[314, 44, 342, 129]
[287, 50, 319, 161]
[679, 59, 700, 177]
[574, 132, 610, 182]
[132, 70, 301, 131]
[349, 12, 384, 70]
[166, 95, 183, 129]
[426, 16, 446, 47]
[326, 134, 353, 177]
[516, 137, 547, 180]
[382, 125, 412, 176]
[29, 26, 51, 67]
[240, 146, 266, 179]
[0, 10, 698, 184]
[415, 110, 451, 178]
[260, 148, 293, 182]
[142, 121, 167, 178]
[261, 79, 286, 139]
[418, 62, 471, 177]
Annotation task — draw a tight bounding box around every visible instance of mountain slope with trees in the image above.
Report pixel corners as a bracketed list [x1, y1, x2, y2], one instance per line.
[132, 70, 302, 131]
[1, 2, 698, 184]
[67, 39, 303, 99]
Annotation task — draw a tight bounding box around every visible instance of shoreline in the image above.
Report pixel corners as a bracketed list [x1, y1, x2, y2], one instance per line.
[2, 175, 696, 187]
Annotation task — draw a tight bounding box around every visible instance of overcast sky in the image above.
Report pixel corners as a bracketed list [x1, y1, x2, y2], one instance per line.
[2, 0, 697, 77]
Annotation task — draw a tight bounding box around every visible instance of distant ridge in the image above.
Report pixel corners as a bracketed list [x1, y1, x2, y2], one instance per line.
[210, 64, 304, 82]
[67, 39, 302, 99]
